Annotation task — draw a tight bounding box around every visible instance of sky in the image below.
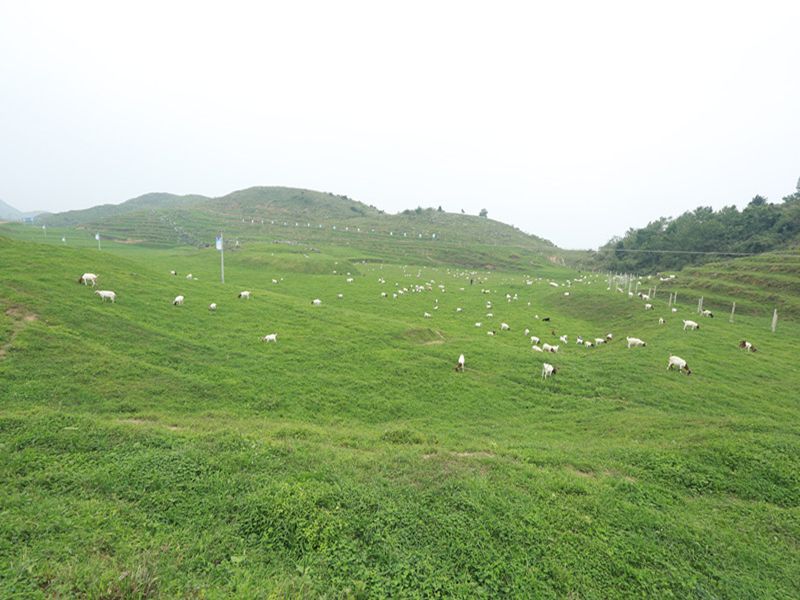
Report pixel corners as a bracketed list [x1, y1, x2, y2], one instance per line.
[1, 1, 798, 249]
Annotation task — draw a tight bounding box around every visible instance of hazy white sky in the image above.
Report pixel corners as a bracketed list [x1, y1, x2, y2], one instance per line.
[1, 1, 798, 248]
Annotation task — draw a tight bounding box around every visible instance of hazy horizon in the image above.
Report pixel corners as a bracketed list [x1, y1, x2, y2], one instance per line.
[2, 1, 798, 249]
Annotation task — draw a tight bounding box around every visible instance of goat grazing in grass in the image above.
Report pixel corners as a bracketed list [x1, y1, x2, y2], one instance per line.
[95, 290, 116, 303]
[541, 362, 557, 379]
[78, 273, 98, 286]
[667, 355, 691, 375]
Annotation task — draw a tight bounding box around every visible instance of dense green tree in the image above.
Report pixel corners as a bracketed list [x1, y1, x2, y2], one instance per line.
[595, 188, 800, 273]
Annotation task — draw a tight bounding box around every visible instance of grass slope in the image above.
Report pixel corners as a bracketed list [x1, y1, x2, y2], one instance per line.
[648, 250, 800, 319]
[37, 187, 555, 261]
[1, 229, 798, 598]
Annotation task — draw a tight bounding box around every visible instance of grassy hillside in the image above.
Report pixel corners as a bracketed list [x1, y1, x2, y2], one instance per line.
[1, 228, 798, 597]
[642, 250, 800, 319]
[37, 187, 555, 265]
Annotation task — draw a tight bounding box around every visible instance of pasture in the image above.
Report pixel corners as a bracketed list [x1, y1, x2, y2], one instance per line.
[1, 225, 798, 598]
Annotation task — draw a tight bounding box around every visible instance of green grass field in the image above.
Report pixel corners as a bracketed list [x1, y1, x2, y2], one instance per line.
[1, 223, 798, 598]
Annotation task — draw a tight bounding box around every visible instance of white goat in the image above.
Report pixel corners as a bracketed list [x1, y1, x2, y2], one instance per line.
[667, 355, 691, 375]
[658, 317, 665, 325]
[541, 362, 557, 379]
[683, 319, 700, 331]
[626, 336, 646, 348]
[238, 291, 251, 299]
[500, 322, 510, 331]
[531, 345, 543, 352]
[261, 333, 278, 343]
[559, 335, 568, 344]
[530, 335, 540, 344]
[312, 298, 322, 306]
[455, 353, 465, 372]
[424, 312, 432, 318]
[78, 273, 98, 286]
[95, 290, 116, 303]
[542, 343, 559, 353]
[173, 295, 184, 306]
[644, 303, 653, 310]
[701, 309, 714, 318]
[208, 303, 217, 311]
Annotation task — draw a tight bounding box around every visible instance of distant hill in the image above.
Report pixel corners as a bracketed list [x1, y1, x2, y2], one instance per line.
[0, 199, 23, 220]
[0, 199, 46, 222]
[41, 192, 210, 227]
[593, 188, 800, 273]
[38, 186, 557, 268]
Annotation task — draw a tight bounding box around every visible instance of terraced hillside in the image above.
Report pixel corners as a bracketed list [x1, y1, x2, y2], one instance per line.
[650, 250, 800, 319]
[1, 227, 798, 597]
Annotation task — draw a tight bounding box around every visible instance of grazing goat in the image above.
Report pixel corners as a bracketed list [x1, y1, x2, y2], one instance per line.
[475, 322, 482, 327]
[532, 345, 543, 352]
[455, 354, 465, 372]
[78, 273, 98, 286]
[173, 295, 184, 306]
[738, 340, 757, 352]
[644, 303, 653, 310]
[312, 298, 322, 306]
[424, 312, 432, 318]
[541, 362, 557, 379]
[559, 335, 568, 344]
[500, 322, 510, 331]
[208, 303, 217, 311]
[530, 335, 540, 344]
[583, 340, 594, 348]
[626, 337, 646, 348]
[542, 343, 559, 353]
[95, 290, 116, 303]
[186, 273, 193, 280]
[701, 309, 714, 318]
[658, 317, 665, 325]
[261, 333, 278, 343]
[667, 355, 692, 375]
[238, 291, 251, 299]
[594, 338, 606, 346]
[487, 331, 495, 336]
[337, 293, 344, 299]
[683, 319, 700, 331]
[170, 270, 177, 276]
[524, 328, 530, 336]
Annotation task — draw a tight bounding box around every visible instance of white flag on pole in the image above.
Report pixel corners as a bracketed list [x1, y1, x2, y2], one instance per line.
[215, 235, 223, 250]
